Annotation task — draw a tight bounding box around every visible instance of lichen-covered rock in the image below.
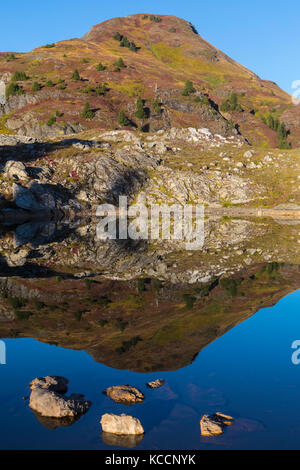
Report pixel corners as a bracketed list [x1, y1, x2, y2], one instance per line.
[29, 376, 69, 394]
[104, 385, 145, 404]
[4, 161, 28, 180]
[146, 379, 166, 389]
[200, 412, 234, 436]
[28, 376, 91, 418]
[100, 413, 144, 435]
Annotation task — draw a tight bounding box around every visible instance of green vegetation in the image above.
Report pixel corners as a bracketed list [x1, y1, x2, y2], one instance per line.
[57, 79, 67, 90]
[7, 297, 27, 309]
[16, 311, 33, 320]
[5, 53, 16, 62]
[118, 109, 130, 126]
[220, 92, 243, 112]
[97, 296, 111, 307]
[152, 99, 162, 114]
[34, 301, 46, 310]
[137, 278, 146, 293]
[116, 336, 142, 354]
[114, 57, 126, 68]
[168, 27, 176, 33]
[263, 113, 290, 149]
[84, 279, 93, 290]
[150, 15, 162, 22]
[182, 80, 196, 96]
[81, 102, 95, 119]
[32, 81, 41, 91]
[194, 94, 211, 106]
[182, 293, 196, 309]
[96, 62, 106, 71]
[115, 317, 129, 332]
[98, 319, 108, 327]
[95, 83, 108, 95]
[44, 43, 56, 48]
[6, 82, 24, 98]
[72, 69, 81, 80]
[12, 71, 29, 81]
[74, 310, 85, 321]
[135, 97, 147, 119]
[220, 277, 243, 296]
[113, 32, 122, 41]
[45, 80, 55, 87]
[46, 115, 56, 126]
[113, 33, 138, 52]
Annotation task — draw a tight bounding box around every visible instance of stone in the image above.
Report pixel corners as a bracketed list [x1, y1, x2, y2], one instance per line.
[4, 161, 28, 180]
[146, 379, 166, 389]
[13, 183, 42, 210]
[28, 376, 91, 418]
[29, 376, 69, 394]
[200, 413, 234, 436]
[104, 385, 145, 404]
[244, 150, 254, 158]
[100, 413, 144, 435]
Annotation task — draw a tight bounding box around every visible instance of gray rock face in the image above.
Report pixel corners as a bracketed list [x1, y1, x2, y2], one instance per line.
[200, 412, 234, 436]
[100, 413, 144, 435]
[104, 385, 145, 404]
[28, 376, 91, 418]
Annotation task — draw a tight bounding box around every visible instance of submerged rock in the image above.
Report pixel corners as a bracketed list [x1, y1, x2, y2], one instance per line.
[200, 412, 234, 436]
[100, 413, 144, 435]
[146, 379, 166, 389]
[28, 376, 91, 418]
[104, 385, 145, 404]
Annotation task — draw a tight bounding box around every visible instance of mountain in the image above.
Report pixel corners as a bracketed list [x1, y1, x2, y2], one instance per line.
[0, 13, 299, 147]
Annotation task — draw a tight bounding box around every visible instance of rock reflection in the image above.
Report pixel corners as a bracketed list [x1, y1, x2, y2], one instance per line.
[101, 431, 144, 448]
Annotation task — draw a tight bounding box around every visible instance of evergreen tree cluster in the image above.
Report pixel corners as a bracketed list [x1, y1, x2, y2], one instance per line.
[96, 62, 106, 71]
[182, 80, 196, 96]
[150, 15, 162, 22]
[12, 71, 29, 82]
[220, 93, 243, 112]
[263, 113, 290, 149]
[81, 102, 95, 119]
[6, 82, 24, 98]
[135, 96, 147, 119]
[113, 32, 138, 52]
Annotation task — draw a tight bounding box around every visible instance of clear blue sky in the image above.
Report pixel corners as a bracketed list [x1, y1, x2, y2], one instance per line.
[2, 0, 299, 93]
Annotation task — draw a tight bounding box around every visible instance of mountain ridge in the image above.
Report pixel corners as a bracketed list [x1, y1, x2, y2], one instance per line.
[0, 13, 299, 147]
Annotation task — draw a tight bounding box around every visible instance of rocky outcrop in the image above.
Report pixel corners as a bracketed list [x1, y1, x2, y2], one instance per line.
[146, 379, 166, 389]
[100, 413, 144, 435]
[104, 385, 145, 404]
[28, 376, 91, 418]
[200, 412, 234, 436]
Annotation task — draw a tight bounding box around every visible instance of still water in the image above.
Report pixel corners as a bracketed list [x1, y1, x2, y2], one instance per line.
[1, 288, 300, 450]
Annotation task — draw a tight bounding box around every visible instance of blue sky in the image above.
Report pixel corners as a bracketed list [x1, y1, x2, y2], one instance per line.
[2, 0, 298, 93]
